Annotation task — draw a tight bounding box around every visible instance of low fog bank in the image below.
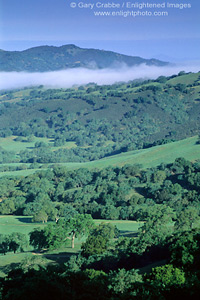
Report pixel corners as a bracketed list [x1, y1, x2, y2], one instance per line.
[0, 62, 200, 90]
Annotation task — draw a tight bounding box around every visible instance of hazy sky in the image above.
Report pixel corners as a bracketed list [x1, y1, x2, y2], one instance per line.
[0, 0, 200, 60]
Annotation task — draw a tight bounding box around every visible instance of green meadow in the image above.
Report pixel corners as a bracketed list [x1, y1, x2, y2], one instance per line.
[0, 216, 141, 236]
[0, 136, 76, 153]
[0, 215, 45, 235]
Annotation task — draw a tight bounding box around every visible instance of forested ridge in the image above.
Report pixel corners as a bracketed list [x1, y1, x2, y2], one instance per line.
[0, 71, 200, 165]
[0, 44, 167, 72]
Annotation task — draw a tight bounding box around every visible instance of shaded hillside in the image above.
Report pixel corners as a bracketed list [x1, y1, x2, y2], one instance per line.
[0, 44, 168, 72]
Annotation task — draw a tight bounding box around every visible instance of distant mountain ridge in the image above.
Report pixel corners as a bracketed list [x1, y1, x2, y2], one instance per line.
[0, 44, 168, 72]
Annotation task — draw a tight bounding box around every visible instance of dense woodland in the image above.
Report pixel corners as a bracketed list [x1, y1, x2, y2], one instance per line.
[1, 71, 200, 299]
[0, 157, 200, 224]
[1, 157, 200, 298]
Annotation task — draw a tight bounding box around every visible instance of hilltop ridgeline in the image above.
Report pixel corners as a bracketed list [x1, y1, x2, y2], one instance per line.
[0, 44, 168, 72]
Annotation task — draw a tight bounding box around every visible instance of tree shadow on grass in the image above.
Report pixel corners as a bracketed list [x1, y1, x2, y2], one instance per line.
[0, 262, 21, 276]
[43, 252, 76, 265]
[16, 217, 33, 224]
[134, 186, 146, 196]
[119, 230, 138, 238]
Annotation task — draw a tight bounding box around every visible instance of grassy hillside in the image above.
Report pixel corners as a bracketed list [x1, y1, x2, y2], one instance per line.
[0, 135, 199, 177]
[59, 135, 200, 169]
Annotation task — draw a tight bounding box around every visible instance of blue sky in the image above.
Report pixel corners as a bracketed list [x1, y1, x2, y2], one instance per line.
[0, 0, 200, 60]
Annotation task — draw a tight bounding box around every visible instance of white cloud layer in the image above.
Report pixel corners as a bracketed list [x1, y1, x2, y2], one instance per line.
[0, 62, 200, 90]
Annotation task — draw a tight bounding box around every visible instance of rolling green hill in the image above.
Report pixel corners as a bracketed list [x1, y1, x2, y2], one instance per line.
[0, 135, 199, 177]
[61, 135, 200, 170]
[0, 71, 200, 171]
